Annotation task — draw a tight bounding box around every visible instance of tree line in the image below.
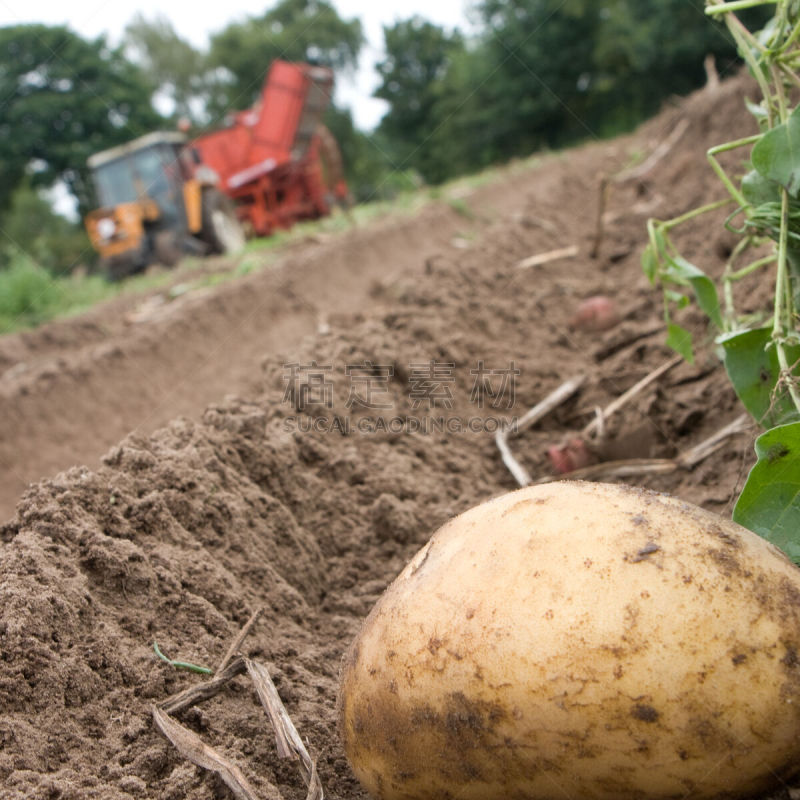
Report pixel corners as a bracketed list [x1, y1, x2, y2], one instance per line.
[0, 0, 766, 273]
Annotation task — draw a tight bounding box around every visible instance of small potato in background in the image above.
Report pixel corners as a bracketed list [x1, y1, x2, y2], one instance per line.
[570, 295, 619, 331]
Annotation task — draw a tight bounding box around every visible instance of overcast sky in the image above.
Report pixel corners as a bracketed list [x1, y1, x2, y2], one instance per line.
[0, 0, 473, 129]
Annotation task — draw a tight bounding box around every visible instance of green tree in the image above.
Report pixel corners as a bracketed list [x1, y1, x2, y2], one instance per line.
[422, 44, 503, 183]
[206, 0, 363, 119]
[124, 13, 206, 124]
[374, 17, 464, 182]
[407, 0, 769, 184]
[0, 25, 163, 216]
[323, 106, 403, 203]
[476, 0, 601, 152]
[0, 181, 91, 275]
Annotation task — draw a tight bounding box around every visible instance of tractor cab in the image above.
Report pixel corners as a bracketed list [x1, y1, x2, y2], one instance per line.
[85, 132, 194, 279]
[85, 131, 244, 280]
[90, 131, 186, 225]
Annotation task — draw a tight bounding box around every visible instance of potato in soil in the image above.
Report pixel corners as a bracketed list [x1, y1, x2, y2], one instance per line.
[338, 481, 800, 800]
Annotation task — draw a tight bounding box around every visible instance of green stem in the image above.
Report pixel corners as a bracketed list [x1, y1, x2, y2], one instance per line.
[660, 198, 733, 231]
[707, 136, 762, 208]
[778, 62, 800, 92]
[773, 188, 800, 412]
[780, 17, 800, 52]
[771, 62, 789, 121]
[723, 238, 752, 325]
[724, 13, 775, 122]
[728, 253, 776, 280]
[706, 0, 777, 13]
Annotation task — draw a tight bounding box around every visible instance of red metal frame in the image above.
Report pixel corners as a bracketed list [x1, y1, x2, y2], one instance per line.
[190, 60, 347, 237]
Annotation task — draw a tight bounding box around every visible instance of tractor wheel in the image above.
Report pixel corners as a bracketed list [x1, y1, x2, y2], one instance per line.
[201, 190, 246, 255]
[153, 230, 182, 267]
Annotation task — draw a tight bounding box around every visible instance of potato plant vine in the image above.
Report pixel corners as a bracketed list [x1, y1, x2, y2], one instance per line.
[644, 0, 800, 558]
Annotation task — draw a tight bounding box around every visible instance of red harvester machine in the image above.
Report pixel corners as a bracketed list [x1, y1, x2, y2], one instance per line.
[191, 59, 350, 237]
[85, 60, 349, 277]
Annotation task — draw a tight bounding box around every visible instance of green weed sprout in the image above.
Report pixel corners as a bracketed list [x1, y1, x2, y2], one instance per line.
[153, 640, 213, 675]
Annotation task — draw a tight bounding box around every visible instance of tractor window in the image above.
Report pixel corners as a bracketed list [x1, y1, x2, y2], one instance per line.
[93, 144, 184, 224]
[94, 159, 136, 208]
[134, 145, 182, 222]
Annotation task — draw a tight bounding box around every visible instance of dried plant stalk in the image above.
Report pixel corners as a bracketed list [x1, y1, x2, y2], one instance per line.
[582, 355, 682, 439]
[217, 607, 264, 673]
[534, 414, 749, 484]
[516, 244, 579, 269]
[677, 414, 750, 468]
[160, 656, 247, 716]
[152, 706, 266, 800]
[496, 376, 586, 487]
[245, 659, 324, 800]
[534, 458, 677, 485]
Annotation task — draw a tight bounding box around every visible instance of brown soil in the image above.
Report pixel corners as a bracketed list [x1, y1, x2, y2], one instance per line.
[1, 74, 793, 798]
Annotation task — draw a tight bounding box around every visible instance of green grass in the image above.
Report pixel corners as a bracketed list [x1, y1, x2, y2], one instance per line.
[0, 153, 548, 335]
[0, 252, 221, 334]
[0, 257, 112, 333]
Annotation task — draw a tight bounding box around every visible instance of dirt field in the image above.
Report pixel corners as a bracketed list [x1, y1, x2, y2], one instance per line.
[1, 74, 794, 798]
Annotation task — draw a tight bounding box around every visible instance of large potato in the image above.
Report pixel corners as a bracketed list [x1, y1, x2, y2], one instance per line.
[338, 481, 800, 800]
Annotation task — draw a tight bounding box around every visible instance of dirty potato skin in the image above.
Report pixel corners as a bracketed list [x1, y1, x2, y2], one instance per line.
[338, 481, 800, 800]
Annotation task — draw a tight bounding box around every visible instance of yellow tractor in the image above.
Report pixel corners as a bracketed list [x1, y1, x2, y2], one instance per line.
[84, 131, 245, 280]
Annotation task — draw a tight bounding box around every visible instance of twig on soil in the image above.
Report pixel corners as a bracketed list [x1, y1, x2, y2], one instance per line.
[515, 376, 587, 436]
[217, 607, 264, 673]
[152, 706, 263, 800]
[154, 610, 325, 800]
[516, 245, 579, 269]
[614, 119, 691, 185]
[704, 53, 720, 92]
[590, 177, 611, 260]
[495, 362, 745, 488]
[534, 458, 678, 484]
[591, 118, 690, 257]
[677, 413, 750, 468]
[496, 376, 586, 487]
[496, 430, 533, 487]
[160, 607, 264, 714]
[245, 659, 324, 800]
[533, 413, 750, 485]
[160, 657, 247, 715]
[582, 355, 682, 440]
[591, 325, 663, 361]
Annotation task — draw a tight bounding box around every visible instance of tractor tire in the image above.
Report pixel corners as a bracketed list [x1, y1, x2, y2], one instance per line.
[102, 246, 148, 282]
[153, 230, 182, 267]
[201, 190, 246, 255]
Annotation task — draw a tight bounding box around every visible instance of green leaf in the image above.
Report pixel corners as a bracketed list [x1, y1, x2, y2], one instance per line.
[650, 226, 667, 258]
[741, 169, 779, 207]
[734, 422, 800, 561]
[666, 322, 693, 363]
[665, 255, 723, 330]
[752, 105, 800, 197]
[745, 98, 768, 122]
[664, 289, 689, 308]
[719, 327, 800, 427]
[641, 243, 657, 283]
